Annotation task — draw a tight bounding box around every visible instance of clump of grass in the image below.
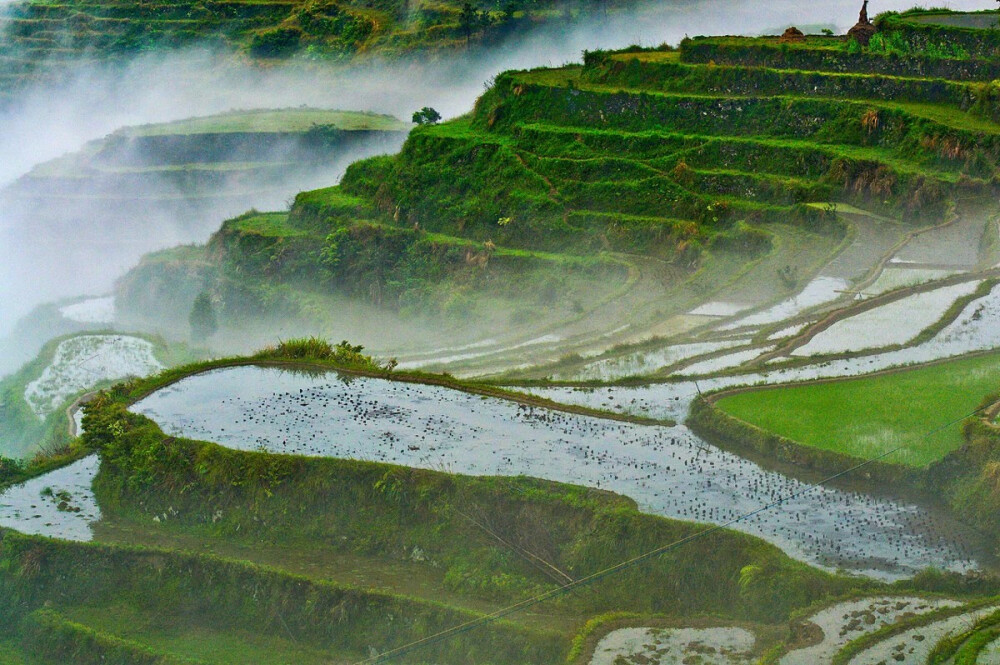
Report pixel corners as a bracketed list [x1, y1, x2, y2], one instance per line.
[254, 337, 397, 373]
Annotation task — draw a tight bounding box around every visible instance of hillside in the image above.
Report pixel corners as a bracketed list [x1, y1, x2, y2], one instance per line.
[8, 9, 1000, 665]
[116, 9, 1000, 372]
[0, 0, 673, 107]
[0, 108, 408, 374]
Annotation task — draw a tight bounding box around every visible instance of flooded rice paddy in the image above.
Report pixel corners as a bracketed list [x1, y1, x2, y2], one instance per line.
[126, 366, 981, 580]
[538, 281, 1000, 422]
[893, 214, 988, 268]
[0, 455, 100, 541]
[677, 347, 772, 376]
[556, 340, 746, 381]
[718, 276, 848, 331]
[779, 596, 962, 665]
[793, 281, 981, 357]
[597, 596, 968, 665]
[57, 296, 116, 324]
[848, 604, 1000, 665]
[689, 301, 751, 317]
[591, 626, 756, 665]
[867, 267, 962, 295]
[24, 334, 162, 417]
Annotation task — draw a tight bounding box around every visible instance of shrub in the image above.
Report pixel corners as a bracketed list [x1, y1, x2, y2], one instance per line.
[248, 27, 301, 58]
[0, 457, 24, 485]
[254, 337, 396, 372]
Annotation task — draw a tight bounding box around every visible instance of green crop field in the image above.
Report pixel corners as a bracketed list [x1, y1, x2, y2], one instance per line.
[715, 352, 1000, 468]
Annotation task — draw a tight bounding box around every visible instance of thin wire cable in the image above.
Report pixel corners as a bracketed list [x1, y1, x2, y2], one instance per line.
[353, 401, 992, 665]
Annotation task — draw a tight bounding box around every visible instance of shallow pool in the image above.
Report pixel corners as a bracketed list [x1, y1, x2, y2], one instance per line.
[0, 456, 100, 541]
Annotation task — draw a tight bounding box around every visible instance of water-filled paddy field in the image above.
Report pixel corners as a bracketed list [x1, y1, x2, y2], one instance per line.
[591, 626, 756, 665]
[792, 281, 982, 357]
[0, 455, 100, 541]
[848, 604, 1000, 665]
[125, 366, 982, 580]
[536, 280, 1000, 422]
[24, 334, 162, 417]
[779, 596, 962, 665]
[717, 276, 849, 332]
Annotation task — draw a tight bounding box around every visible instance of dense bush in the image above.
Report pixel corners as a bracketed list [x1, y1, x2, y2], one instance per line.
[253, 337, 395, 372]
[248, 27, 302, 57]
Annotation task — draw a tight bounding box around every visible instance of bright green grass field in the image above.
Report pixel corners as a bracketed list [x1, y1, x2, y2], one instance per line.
[715, 352, 1000, 468]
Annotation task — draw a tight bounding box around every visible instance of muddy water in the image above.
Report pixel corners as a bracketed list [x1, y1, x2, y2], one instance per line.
[129, 367, 981, 580]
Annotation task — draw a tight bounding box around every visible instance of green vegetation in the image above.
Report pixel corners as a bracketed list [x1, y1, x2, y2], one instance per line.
[0, 0, 657, 104]
[253, 336, 397, 371]
[928, 608, 1000, 664]
[114, 20, 1000, 352]
[0, 530, 565, 664]
[188, 292, 219, 341]
[11, 15, 1000, 659]
[0, 349, 889, 662]
[0, 332, 198, 459]
[714, 352, 1000, 468]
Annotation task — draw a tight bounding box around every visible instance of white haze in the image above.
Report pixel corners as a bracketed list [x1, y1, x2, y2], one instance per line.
[0, 0, 991, 344]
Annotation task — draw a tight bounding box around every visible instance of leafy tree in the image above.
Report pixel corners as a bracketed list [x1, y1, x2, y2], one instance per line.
[412, 107, 442, 125]
[459, 1, 479, 44]
[189, 292, 218, 341]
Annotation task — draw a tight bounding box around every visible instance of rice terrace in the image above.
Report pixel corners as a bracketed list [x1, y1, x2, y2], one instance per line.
[7, 1, 1000, 664]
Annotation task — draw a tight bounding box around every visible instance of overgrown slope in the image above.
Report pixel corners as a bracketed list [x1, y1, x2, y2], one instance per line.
[116, 17, 1000, 363]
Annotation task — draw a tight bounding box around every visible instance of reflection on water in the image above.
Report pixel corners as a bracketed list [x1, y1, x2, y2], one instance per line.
[0, 455, 100, 541]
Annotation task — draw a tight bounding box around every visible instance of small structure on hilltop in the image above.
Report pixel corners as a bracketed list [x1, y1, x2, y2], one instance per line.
[848, 0, 877, 47]
[779, 26, 806, 43]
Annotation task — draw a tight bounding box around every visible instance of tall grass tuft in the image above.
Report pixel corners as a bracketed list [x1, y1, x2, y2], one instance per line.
[254, 337, 396, 372]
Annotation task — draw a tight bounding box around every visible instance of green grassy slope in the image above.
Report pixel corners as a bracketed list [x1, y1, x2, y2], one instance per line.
[122, 108, 409, 135]
[0, 530, 566, 665]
